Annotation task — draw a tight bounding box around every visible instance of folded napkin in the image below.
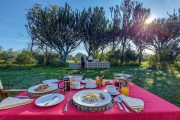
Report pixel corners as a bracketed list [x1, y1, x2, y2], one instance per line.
[0, 97, 33, 110]
[121, 95, 144, 112]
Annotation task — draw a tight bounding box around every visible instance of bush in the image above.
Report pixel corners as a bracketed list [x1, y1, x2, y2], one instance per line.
[16, 50, 36, 64]
[73, 57, 80, 62]
[147, 54, 157, 69]
[124, 49, 138, 64]
[34, 54, 44, 65]
[106, 50, 121, 65]
[0, 59, 5, 64]
[0, 48, 16, 65]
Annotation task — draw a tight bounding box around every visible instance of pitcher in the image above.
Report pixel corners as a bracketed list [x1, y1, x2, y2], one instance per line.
[58, 76, 71, 93]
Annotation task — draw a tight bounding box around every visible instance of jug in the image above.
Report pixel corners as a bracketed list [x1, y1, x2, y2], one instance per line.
[58, 76, 71, 93]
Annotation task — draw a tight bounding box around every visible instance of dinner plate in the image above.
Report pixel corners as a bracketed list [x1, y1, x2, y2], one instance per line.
[28, 83, 58, 94]
[35, 93, 64, 107]
[42, 79, 59, 84]
[73, 90, 112, 107]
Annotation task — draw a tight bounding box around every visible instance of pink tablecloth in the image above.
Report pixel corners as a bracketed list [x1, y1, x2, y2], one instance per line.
[0, 83, 179, 120]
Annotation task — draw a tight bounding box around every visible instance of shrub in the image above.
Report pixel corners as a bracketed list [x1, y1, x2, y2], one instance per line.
[16, 50, 36, 64]
[106, 50, 121, 65]
[124, 49, 138, 64]
[0, 48, 16, 64]
[73, 57, 80, 62]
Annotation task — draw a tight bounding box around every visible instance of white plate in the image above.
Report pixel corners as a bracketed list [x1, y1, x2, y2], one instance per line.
[85, 85, 97, 89]
[71, 85, 84, 89]
[42, 79, 59, 84]
[35, 93, 64, 107]
[73, 90, 112, 107]
[81, 78, 94, 83]
[28, 83, 58, 94]
[104, 89, 120, 96]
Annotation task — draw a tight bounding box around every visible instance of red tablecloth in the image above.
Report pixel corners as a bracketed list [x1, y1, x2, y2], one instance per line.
[0, 83, 180, 120]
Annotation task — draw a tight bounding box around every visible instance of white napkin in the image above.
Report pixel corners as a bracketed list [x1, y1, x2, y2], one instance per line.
[121, 95, 144, 112]
[0, 97, 33, 110]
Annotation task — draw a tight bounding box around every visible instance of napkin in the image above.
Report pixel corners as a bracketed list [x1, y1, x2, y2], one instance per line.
[0, 97, 33, 110]
[121, 95, 144, 112]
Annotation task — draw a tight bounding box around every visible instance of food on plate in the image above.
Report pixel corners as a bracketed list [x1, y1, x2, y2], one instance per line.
[34, 84, 51, 92]
[99, 93, 105, 99]
[104, 80, 112, 84]
[84, 93, 105, 102]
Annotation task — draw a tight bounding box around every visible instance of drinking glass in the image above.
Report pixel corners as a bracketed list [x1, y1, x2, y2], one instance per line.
[121, 87, 129, 96]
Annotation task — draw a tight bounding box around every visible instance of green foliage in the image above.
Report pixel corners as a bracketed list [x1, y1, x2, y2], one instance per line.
[73, 57, 80, 62]
[26, 3, 81, 62]
[124, 49, 138, 64]
[16, 50, 36, 64]
[106, 50, 121, 65]
[0, 48, 16, 65]
[105, 48, 138, 66]
[147, 54, 157, 69]
[67, 55, 73, 61]
[80, 6, 109, 56]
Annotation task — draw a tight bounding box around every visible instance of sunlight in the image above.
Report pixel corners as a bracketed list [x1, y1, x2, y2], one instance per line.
[145, 17, 154, 24]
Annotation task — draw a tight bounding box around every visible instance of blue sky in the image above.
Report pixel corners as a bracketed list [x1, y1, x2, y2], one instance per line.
[0, 0, 180, 55]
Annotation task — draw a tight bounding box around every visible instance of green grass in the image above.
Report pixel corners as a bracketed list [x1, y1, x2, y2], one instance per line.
[0, 66, 180, 107]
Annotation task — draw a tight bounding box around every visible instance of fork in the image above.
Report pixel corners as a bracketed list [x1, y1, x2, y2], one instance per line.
[114, 97, 123, 110]
[63, 93, 71, 112]
[117, 96, 130, 113]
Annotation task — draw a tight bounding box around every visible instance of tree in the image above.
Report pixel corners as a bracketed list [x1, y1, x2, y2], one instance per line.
[110, 0, 148, 64]
[26, 3, 81, 62]
[144, 9, 180, 66]
[79, 7, 109, 57]
[129, 3, 150, 65]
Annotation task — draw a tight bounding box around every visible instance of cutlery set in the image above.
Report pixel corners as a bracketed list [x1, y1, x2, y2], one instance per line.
[114, 96, 130, 113]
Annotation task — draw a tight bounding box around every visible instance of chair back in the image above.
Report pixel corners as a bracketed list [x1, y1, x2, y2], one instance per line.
[0, 79, 3, 90]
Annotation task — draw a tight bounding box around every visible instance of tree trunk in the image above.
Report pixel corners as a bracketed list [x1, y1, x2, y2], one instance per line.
[138, 44, 143, 65]
[43, 46, 48, 66]
[62, 52, 68, 62]
[120, 40, 126, 65]
[138, 52, 142, 65]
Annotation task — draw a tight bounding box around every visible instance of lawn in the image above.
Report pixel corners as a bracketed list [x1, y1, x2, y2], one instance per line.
[0, 66, 180, 107]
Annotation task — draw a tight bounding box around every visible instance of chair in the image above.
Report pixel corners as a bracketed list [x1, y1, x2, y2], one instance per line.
[0, 80, 27, 99]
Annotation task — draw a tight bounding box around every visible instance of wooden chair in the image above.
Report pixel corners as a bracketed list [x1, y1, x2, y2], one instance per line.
[0, 80, 27, 99]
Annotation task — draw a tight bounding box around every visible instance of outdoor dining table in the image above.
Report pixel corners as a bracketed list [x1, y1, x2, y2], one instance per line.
[0, 82, 179, 120]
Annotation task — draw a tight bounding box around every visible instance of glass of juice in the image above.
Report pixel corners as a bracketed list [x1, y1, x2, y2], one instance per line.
[121, 87, 129, 96]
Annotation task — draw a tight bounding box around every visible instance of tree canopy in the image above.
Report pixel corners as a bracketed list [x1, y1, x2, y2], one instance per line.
[25, 0, 180, 68]
[26, 3, 81, 61]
